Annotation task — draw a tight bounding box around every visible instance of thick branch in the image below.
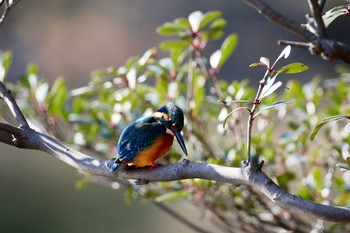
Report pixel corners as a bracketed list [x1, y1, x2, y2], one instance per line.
[307, 0, 328, 37]
[242, 0, 350, 63]
[242, 0, 315, 41]
[1, 122, 350, 222]
[1, 81, 350, 222]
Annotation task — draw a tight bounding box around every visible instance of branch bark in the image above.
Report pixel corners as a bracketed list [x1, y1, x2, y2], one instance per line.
[241, 0, 350, 63]
[1, 81, 350, 223]
[0, 0, 21, 27]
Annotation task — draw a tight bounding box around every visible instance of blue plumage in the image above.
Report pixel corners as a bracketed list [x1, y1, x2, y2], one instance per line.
[109, 103, 188, 171]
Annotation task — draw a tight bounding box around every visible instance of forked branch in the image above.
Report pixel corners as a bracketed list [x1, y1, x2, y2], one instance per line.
[0, 80, 350, 222]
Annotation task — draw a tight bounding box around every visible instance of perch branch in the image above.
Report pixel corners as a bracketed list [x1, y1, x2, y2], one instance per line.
[0, 81, 350, 223]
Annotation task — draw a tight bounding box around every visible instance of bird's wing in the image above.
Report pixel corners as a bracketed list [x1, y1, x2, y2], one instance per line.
[116, 116, 166, 162]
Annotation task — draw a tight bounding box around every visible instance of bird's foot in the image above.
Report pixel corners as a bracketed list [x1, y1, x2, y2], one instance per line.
[149, 163, 162, 170]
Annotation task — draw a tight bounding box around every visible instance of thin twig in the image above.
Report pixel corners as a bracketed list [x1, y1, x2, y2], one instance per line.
[246, 79, 265, 163]
[0, 0, 21, 27]
[307, 0, 328, 37]
[0, 81, 29, 128]
[278, 40, 310, 49]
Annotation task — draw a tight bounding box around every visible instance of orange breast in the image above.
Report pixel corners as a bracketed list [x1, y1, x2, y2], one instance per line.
[127, 134, 174, 167]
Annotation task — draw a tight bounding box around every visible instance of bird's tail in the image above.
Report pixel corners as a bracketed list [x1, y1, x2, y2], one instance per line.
[107, 158, 121, 172]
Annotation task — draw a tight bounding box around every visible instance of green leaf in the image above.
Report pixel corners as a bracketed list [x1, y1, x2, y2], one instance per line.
[154, 191, 188, 202]
[35, 82, 49, 103]
[0, 50, 13, 82]
[276, 172, 295, 190]
[345, 122, 350, 133]
[337, 163, 350, 170]
[262, 82, 282, 99]
[209, 18, 227, 30]
[138, 48, 157, 66]
[255, 101, 289, 117]
[312, 167, 323, 189]
[277, 62, 308, 74]
[249, 62, 265, 68]
[174, 17, 191, 29]
[156, 22, 188, 36]
[322, 6, 347, 28]
[199, 11, 222, 29]
[218, 34, 238, 67]
[159, 40, 190, 51]
[27, 62, 39, 75]
[310, 115, 350, 140]
[48, 78, 68, 116]
[298, 186, 313, 200]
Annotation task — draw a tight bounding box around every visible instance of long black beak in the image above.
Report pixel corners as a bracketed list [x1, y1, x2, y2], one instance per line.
[159, 119, 188, 156]
[170, 127, 188, 156]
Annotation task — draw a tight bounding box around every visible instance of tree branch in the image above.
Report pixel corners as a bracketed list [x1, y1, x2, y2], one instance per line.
[0, 81, 29, 128]
[1, 80, 350, 222]
[0, 0, 21, 27]
[242, 0, 315, 41]
[307, 0, 328, 38]
[241, 0, 350, 63]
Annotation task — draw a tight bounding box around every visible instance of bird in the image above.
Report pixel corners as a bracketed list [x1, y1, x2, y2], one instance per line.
[109, 102, 188, 171]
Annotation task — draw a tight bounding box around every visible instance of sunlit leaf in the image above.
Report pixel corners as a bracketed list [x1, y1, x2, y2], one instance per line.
[261, 75, 277, 97]
[261, 81, 282, 99]
[322, 5, 348, 28]
[27, 62, 39, 75]
[276, 172, 295, 190]
[277, 62, 309, 74]
[188, 11, 203, 32]
[159, 40, 190, 51]
[209, 18, 227, 30]
[218, 34, 238, 67]
[210, 50, 222, 69]
[259, 57, 270, 67]
[154, 190, 188, 202]
[298, 186, 313, 200]
[138, 48, 157, 66]
[48, 77, 68, 116]
[312, 167, 323, 189]
[0, 50, 13, 82]
[310, 115, 350, 140]
[255, 101, 289, 117]
[199, 11, 222, 29]
[156, 22, 188, 36]
[249, 62, 265, 67]
[345, 121, 350, 133]
[35, 82, 49, 103]
[275, 45, 291, 63]
[337, 163, 350, 170]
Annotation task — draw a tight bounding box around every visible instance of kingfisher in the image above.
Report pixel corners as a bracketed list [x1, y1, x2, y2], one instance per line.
[109, 102, 188, 171]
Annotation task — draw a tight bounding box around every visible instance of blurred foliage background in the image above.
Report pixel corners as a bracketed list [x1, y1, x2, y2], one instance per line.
[1, 1, 350, 233]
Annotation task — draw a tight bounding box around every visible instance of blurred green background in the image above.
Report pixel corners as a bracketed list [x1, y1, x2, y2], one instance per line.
[1, 1, 349, 232]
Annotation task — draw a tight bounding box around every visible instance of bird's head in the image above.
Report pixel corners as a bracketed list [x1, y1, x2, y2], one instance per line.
[153, 103, 188, 156]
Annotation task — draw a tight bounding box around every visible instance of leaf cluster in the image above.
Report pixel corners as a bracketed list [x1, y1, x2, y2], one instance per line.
[1, 10, 350, 231]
